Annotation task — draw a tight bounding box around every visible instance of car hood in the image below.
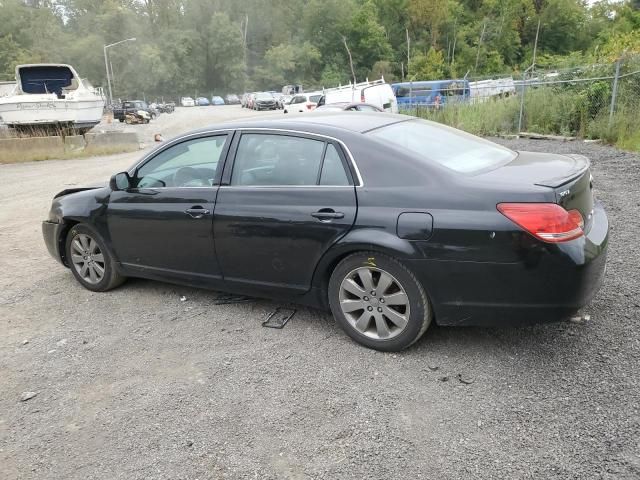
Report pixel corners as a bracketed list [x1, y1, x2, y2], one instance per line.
[54, 183, 107, 199]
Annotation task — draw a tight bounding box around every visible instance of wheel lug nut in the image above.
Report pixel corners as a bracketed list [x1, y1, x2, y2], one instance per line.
[371, 291, 376, 296]
[380, 298, 385, 304]
[367, 306, 373, 311]
[363, 296, 369, 301]
[377, 307, 383, 312]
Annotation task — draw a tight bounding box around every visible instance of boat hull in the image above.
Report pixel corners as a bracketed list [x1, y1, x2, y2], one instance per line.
[0, 96, 104, 129]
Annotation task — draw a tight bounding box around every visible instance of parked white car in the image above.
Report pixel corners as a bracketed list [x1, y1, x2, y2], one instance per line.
[180, 96, 195, 107]
[316, 79, 398, 113]
[283, 92, 323, 113]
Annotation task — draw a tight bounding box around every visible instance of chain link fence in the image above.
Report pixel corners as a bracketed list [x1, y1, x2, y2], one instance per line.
[402, 56, 640, 149]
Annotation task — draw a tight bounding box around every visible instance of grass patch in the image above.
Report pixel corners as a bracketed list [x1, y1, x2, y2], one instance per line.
[0, 139, 138, 164]
[409, 84, 640, 152]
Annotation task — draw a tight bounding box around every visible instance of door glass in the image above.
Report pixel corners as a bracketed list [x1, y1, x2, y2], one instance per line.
[135, 136, 227, 188]
[320, 144, 350, 186]
[231, 134, 324, 186]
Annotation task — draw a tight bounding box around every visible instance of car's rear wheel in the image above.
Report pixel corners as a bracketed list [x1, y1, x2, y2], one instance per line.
[328, 252, 431, 351]
[65, 224, 125, 292]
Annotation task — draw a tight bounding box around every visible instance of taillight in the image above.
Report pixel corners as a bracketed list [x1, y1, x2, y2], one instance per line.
[361, 90, 365, 102]
[306, 103, 314, 110]
[497, 203, 584, 243]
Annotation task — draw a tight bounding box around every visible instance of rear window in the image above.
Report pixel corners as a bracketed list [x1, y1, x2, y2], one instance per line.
[309, 95, 322, 103]
[368, 119, 516, 174]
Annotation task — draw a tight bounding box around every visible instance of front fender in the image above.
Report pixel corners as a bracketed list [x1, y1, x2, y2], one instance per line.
[47, 187, 113, 264]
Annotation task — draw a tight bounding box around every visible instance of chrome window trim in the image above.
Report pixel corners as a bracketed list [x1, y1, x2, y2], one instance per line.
[127, 127, 364, 188]
[219, 185, 354, 189]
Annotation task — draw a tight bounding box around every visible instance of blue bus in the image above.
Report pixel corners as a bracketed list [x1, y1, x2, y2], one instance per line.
[392, 80, 471, 109]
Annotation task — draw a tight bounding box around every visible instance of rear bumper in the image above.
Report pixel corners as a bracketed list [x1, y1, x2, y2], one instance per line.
[409, 201, 609, 327]
[42, 221, 66, 265]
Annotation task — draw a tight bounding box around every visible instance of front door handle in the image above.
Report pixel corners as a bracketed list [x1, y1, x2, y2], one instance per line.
[311, 209, 345, 221]
[185, 206, 210, 219]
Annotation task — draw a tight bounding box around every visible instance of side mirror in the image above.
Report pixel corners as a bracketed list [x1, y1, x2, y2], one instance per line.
[110, 172, 132, 191]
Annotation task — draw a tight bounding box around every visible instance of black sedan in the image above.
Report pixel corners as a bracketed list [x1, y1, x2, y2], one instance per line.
[42, 114, 608, 351]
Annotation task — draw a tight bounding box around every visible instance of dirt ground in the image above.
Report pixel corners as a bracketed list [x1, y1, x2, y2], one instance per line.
[1, 106, 638, 479]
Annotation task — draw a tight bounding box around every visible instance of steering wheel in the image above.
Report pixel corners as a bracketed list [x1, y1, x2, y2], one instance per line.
[173, 166, 208, 187]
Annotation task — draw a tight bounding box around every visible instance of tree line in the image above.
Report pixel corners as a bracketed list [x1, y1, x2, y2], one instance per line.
[1, 0, 639, 99]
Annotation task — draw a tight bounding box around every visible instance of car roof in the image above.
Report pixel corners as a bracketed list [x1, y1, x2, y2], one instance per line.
[190, 112, 411, 136]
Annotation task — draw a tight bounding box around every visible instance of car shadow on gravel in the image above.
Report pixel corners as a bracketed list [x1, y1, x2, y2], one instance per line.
[79, 276, 596, 369]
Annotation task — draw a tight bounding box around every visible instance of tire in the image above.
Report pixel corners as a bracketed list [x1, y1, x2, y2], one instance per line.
[328, 252, 431, 351]
[65, 223, 126, 292]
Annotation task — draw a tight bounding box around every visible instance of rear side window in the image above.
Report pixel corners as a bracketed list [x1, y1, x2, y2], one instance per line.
[231, 134, 352, 186]
[231, 134, 324, 186]
[320, 144, 350, 186]
[368, 119, 516, 174]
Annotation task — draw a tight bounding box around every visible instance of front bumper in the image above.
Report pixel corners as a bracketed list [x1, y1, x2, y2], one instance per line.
[42, 221, 66, 266]
[409, 201, 609, 327]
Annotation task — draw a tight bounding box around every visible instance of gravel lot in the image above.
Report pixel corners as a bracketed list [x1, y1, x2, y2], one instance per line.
[1, 107, 638, 479]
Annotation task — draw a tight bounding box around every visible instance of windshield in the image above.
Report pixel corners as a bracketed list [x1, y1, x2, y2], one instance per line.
[368, 119, 516, 174]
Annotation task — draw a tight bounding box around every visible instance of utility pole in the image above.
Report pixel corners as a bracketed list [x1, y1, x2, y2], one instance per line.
[532, 18, 541, 68]
[451, 19, 457, 66]
[103, 38, 136, 106]
[609, 59, 621, 127]
[103, 46, 113, 106]
[343, 36, 356, 85]
[406, 27, 411, 74]
[474, 21, 486, 73]
[243, 14, 249, 64]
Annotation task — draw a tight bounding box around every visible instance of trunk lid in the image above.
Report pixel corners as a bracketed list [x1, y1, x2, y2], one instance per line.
[478, 151, 594, 226]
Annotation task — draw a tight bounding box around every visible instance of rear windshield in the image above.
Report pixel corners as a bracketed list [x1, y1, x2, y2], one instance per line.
[309, 95, 322, 103]
[367, 119, 516, 173]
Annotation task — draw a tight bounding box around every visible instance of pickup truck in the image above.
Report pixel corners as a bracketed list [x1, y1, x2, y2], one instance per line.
[113, 100, 156, 122]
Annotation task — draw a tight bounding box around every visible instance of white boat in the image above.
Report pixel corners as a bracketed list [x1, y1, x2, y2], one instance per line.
[0, 64, 105, 133]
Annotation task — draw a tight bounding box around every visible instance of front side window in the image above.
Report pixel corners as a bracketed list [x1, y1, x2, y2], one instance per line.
[368, 119, 516, 174]
[135, 135, 228, 188]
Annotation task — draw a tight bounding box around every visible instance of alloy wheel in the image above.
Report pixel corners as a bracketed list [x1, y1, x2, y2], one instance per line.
[338, 267, 410, 340]
[70, 233, 105, 285]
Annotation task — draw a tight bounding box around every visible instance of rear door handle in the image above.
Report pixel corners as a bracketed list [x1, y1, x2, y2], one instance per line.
[311, 209, 345, 221]
[185, 206, 210, 218]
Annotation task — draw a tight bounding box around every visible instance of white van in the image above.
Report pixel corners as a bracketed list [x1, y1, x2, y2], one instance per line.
[317, 78, 398, 113]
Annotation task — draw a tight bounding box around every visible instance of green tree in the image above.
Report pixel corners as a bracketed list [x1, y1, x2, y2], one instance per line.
[345, 0, 393, 80]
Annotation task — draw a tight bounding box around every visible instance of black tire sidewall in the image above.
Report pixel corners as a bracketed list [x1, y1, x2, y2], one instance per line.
[328, 252, 430, 351]
[65, 224, 117, 292]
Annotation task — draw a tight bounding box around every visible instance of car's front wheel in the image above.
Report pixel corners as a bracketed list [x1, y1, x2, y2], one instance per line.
[328, 252, 431, 351]
[65, 224, 125, 292]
